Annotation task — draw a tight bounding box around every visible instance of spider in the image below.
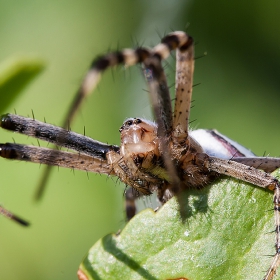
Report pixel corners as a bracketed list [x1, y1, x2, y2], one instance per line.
[0, 31, 280, 279]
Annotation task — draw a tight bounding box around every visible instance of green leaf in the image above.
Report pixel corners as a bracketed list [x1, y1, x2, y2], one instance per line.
[0, 56, 45, 113]
[78, 170, 280, 280]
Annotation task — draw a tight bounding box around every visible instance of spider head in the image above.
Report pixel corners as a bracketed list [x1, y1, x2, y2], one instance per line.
[119, 118, 157, 144]
[119, 118, 158, 156]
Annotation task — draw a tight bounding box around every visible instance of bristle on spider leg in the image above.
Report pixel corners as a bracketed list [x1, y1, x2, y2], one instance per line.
[31, 109, 35, 120]
[194, 52, 207, 60]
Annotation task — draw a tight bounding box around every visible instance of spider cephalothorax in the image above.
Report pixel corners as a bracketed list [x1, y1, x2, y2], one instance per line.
[1, 31, 280, 279]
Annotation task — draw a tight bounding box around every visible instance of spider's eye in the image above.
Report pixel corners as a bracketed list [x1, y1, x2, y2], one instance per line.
[126, 120, 133, 126]
[135, 118, 142, 124]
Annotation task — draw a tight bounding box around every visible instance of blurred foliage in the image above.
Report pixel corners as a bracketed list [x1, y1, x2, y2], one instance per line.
[0, 1, 279, 280]
[0, 56, 44, 113]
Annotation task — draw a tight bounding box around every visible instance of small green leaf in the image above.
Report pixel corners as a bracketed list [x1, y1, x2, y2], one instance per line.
[79, 170, 280, 280]
[0, 56, 45, 113]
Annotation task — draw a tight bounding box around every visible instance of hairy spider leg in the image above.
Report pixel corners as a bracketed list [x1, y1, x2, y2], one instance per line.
[232, 157, 280, 173]
[173, 37, 194, 141]
[0, 114, 117, 173]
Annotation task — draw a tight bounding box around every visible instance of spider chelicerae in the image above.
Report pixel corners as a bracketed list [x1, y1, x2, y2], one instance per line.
[0, 31, 280, 279]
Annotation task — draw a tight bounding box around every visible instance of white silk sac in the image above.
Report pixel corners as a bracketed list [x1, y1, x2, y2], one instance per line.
[190, 129, 255, 159]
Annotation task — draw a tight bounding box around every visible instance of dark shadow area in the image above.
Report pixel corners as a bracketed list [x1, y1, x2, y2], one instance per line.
[176, 183, 212, 223]
[102, 235, 159, 280]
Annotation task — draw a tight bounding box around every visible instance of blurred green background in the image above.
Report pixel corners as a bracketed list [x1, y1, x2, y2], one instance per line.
[0, 1, 280, 279]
